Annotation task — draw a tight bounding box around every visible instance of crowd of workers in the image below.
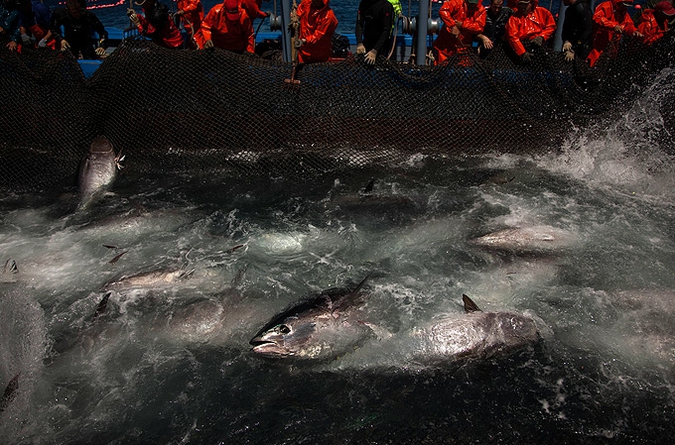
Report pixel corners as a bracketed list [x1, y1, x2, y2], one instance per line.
[0, 0, 673, 66]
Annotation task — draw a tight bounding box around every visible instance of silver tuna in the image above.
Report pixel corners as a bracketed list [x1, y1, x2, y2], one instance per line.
[78, 136, 122, 206]
[405, 295, 548, 367]
[469, 225, 578, 254]
[250, 275, 376, 359]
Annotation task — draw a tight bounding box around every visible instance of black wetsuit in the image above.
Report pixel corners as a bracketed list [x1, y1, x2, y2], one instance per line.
[50, 6, 107, 59]
[562, 0, 592, 59]
[355, 0, 394, 54]
[479, 5, 513, 57]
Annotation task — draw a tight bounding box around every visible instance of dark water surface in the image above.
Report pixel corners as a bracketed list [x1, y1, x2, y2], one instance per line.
[2, 68, 675, 443]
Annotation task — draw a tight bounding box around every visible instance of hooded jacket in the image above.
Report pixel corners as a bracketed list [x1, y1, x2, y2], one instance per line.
[637, 8, 670, 45]
[137, 2, 184, 48]
[504, 0, 556, 56]
[432, 0, 487, 64]
[587, 0, 638, 66]
[197, 1, 254, 53]
[297, 0, 338, 63]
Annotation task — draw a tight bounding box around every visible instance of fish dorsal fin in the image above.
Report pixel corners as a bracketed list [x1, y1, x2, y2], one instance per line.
[363, 179, 375, 194]
[462, 294, 482, 313]
[337, 273, 372, 309]
[93, 292, 112, 321]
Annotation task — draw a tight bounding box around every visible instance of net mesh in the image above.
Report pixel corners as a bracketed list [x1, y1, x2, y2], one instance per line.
[1, 33, 673, 192]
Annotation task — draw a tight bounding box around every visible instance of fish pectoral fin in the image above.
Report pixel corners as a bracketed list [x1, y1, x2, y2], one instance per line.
[359, 321, 392, 340]
[462, 294, 482, 313]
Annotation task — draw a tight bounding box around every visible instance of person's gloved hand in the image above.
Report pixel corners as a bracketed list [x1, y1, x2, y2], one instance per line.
[294, 38, 305, 49]
[531, 36, 544, 47]
[95, 47, 106, 57]
[520, 51, 532, 64]
[356, 43, 365, 55]
[203, 39, 214, 49]
[21, 33, 31, 44]
[633, 31, 644, 38]
[38, 38, 47, 48]
[564, 49, 575, 62]
[562, 41, 572, 52]
[61, 39, 70, 52]
[364, 49, 377, 64]
[127, 8, 140, 26]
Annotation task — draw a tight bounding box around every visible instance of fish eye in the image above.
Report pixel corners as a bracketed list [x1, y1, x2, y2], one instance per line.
[276, 324, 291, 334]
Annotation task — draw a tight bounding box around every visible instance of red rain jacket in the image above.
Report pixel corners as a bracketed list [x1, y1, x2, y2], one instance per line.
[637, 9, 669, 45]
[137, 4, 184, 49]
[176, 0, 204, 35]
[587, 0, 637, 66]
[504, 0, 556, 56]
[196, 2, 255, 53]
[297, 0, 338, 63]
[432, 0, 487, 64]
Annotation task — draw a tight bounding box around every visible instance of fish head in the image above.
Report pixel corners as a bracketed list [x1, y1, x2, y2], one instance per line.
[250, 315, 317, 358]
[89, 135, 115, 155]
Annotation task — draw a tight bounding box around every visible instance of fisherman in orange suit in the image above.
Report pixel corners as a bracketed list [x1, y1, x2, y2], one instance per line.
[196, 0, 254, 53]
[504, 0, 556, 63]
[432, 0, 487, 65]
[586, 0, 643, 67]
[174, 0, 204, 43]
[637, 0, 674, 45]
[295, 0, 338, 63]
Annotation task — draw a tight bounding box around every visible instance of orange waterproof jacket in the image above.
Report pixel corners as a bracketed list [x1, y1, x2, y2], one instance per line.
[504, 1, 556, 56]
[196, 2, 255, 52]
[177, 0, 204, 34]
[587, 0, 637, 66]
[637, 9, 669, 45]
[297, 0, 338, 63]
[137, 5, 184, 49]
[432, 0, 486, 64]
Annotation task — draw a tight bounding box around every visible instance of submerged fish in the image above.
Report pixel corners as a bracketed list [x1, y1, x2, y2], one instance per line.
[250, 275, 376, 359]
[104, 268, 194, 291]
[78, 135, 122, 206]
[469, 225, 577, 254]
[0, 374, 20, 413]
[405, 294, 548, 367]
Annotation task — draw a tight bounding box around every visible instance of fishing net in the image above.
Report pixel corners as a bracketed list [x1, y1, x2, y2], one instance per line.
[1, 32, 674, 192]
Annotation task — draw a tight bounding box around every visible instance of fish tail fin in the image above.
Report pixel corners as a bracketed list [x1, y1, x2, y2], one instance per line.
[3, 259, 18, 274]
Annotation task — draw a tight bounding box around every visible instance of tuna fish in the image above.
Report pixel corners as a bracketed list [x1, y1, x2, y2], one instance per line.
[78, 136, 122, 206]
[404, 294, 548, 367]
[104, 268, 195, 291]
[250, 275, 376, 360]
[325, 294, 550, 372]
[469, 225, 578, 254]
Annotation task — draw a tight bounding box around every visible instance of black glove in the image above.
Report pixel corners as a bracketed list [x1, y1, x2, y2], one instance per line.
[531, 36, 544, 47]
[521, 52, 533, 64]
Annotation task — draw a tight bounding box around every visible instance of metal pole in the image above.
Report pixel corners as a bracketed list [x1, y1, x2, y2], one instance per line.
[280, 0, 292, 62]
[552, 3, 567, 52]
[416, 0, 429, 65]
